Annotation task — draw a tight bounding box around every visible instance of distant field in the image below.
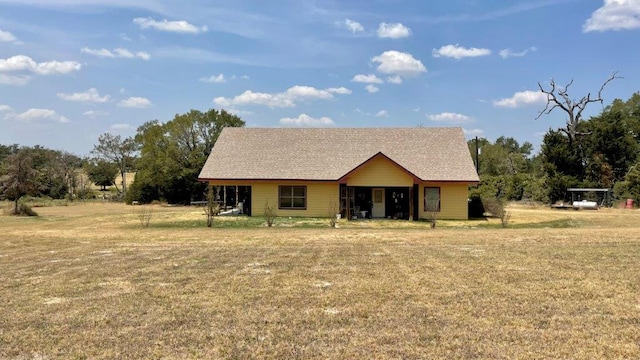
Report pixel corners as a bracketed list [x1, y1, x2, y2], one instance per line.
[1, 203, 639, 359]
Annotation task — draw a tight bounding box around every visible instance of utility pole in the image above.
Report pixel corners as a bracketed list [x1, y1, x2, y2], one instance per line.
[474, 136, 479, 173]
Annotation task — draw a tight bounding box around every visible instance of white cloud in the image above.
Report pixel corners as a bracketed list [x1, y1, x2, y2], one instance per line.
[200, 74, 226, 83]
[371, 50, 427, 77]
[340, 18, 364, 33]
[57, 88, 110, 103]
[327, 87, 352, 94]
[133, 17, 208, 34]
[386, 75, 402, 84]
[463, 128, 484, 136]
[375, 110, 389, 117]
[279, 113, 335, 127]
[225, 108, 254, 116]
[118, 97, 153, 108]
[81, 47, 150, 60]
[432, 44, 491, 59]
[114, 48, 150, 60]
[83, 110, 109, 117]
[0, 29, 17, 42]
[365, 84, 380, 93]
[354, 108, 370, 116]
[213, 85, 348, 108]
[0, 105, 12, 112]
[214, 91, 280, 107]
[493, 90, 548, 108]
[583, 0, 640, 32]
[119, 33, 132, 42]
[287, 85, 334, 99]
[351, 74, 383, 84]
[499, 46, 537, 58]
[377, 22, 412, 39]
[427, 112, 474, 124]
[0, 73, 30, 85]
[4, 108, 69, 123]
[0, 55, 81, 74]
[110, 123, 132, 130]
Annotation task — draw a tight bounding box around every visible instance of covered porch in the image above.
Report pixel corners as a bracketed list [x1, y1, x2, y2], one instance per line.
[340, 184, 419, 220]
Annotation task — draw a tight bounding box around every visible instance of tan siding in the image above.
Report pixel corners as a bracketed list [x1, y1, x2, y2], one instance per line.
[208, 179, 470, 220]
[418, 182, 469, 220]
[250, 181, 339, 218]
[346, 156, 413, 187]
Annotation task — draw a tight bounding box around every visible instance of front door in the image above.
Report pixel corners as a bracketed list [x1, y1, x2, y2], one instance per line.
[372, 188, 385, 218]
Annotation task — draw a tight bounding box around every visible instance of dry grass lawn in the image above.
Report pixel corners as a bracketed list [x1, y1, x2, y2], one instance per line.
[1, 203, 639, 359]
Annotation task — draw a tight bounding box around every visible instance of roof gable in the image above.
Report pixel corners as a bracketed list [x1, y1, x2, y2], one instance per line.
[337, 152, 420, 183]
[198, 127, 479, 182]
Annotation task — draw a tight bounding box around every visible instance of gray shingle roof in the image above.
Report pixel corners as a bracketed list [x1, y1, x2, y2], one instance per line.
[198, 127, 479, 182]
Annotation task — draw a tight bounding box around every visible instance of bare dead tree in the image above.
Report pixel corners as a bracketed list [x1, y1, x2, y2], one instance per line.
[536, 72, 621, 142]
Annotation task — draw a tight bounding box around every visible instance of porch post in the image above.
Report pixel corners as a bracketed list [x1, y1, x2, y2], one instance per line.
[223, 186, 227, 210]
[235, 186, 239, 208]
[409, 186, 413, 220]
[347, 186, 354, 220]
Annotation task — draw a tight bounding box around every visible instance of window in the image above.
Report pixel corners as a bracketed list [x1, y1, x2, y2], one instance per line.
[424, 187, 440, 212]
[279, 186, 307, 210]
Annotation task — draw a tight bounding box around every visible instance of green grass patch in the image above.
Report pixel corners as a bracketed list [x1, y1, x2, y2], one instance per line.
[511, 218, 582, 229]
[153, 216, 337, 229]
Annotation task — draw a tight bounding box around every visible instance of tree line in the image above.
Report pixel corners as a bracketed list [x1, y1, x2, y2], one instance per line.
[471, 86, 640, 205]
[0, 109, 243, 214]
[3, 85, 640, 213]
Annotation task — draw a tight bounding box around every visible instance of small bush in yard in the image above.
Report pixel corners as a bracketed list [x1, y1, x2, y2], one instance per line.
[263, 200, 276, 227]
[135, 205, 153, 228]
[328, 200, 339, 228]
[483, 196, 510, 228]
[2, 203, 38, 216]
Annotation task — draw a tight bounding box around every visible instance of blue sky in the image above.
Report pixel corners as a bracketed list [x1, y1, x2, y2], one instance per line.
[1, 0, 639, 155]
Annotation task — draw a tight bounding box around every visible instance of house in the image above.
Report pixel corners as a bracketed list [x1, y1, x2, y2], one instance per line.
[198, 127, 479, 220]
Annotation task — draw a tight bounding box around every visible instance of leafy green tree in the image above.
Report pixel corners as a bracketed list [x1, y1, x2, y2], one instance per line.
[540, 90, 640, 202]
[585, 153, 614, 188]
[626, 163, 640, 199]
[0, 150, 41, 214]
[0, 144, 19, 163]
[1, 145, 85, 200]
[85, 159, 118, 190]
[613, 162, 640, 205]
[469, 136, 534, 177]
[608, 92, 640, 140]
[92, 133, 137, 194]
[541, 129, 584, 180]
[17, 146, 82, 199]
[468, 137, 543, 202]
[128, 108, 244, 204]
[581, 110, 639, 182]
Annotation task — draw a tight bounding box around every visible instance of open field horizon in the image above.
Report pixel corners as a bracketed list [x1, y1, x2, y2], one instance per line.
[1, 203, 639, 359]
